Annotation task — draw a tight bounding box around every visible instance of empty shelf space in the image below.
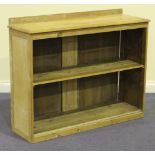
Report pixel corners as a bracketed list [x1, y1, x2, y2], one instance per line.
[33, 38, 62, 73]
[33, 60, 144, 86]
[34, 102, 141, 134]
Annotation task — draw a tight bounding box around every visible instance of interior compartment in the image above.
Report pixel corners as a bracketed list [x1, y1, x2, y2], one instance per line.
[34, 68, 144, 132]
[33, 28, 146, 132]
[78, 31, 120, 66]
[34, 102, 139, 134]
[34, 82, 62, 120]
[78, 28, 146, 67]
[78, 73, 118, 109]
[33, 28, 146, 75]
[33, 38, 62, 73]
[121, 28, 146, 64]
[119, 68, 144, 109]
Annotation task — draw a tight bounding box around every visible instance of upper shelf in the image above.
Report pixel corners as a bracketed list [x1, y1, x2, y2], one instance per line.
[9, 9, 149, 34]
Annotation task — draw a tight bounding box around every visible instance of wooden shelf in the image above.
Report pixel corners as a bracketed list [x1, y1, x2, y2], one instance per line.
[33, 60, 144, 86]
[34, 102, 141, 134]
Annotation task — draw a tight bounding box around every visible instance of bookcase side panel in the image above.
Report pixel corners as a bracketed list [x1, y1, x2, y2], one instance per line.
[10, 31, 33, 141]
[142, 28, 148, 110]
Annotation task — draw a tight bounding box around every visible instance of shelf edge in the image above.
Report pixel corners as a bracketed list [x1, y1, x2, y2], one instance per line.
[33, 60, 144, 86]
[32, 109, 143, 143]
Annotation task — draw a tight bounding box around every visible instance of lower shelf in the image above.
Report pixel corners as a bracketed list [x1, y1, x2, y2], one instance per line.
[34, 102, 143, 141]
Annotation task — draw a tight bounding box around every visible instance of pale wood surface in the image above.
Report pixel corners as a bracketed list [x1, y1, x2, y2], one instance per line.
[34, 60, 144, 85]
[142, 28, 148, 110]
[34, 102, 140, 133]
[9, 9, 149, 143]
[31, 23, 148, 40]
[62, 36, 77, 67]
[34, 109, 143, 143]
[62, 80, 78, 112]
[9, 9, 149, 34]
[9, 9, 123, 24]
[10, 31, 33, 140]
[62, 36, 78, 112]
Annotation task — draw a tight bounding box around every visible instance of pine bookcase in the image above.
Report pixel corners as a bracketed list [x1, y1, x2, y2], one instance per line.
[9, 9, 150, 143]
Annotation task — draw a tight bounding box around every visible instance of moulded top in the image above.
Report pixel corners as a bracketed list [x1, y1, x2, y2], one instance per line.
[9, 9, 150, 34]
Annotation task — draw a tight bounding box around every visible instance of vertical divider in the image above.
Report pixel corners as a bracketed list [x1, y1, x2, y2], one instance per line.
[62, 36, 78, 112]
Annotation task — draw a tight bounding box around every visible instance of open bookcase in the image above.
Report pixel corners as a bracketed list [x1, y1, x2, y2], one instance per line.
[9, 9, 149, 143]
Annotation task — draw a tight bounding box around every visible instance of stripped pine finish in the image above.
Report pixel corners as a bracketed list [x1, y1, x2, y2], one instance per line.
[62, 36, 78, 112]
[34, 102, 140, 133]
[33, 60, 144, 85]
[9, 9, 149, 143]
[9, 14, 149, 34]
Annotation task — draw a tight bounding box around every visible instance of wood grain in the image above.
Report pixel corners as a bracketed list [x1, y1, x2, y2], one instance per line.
[9, 9, 123, 24]
[31, 23, 148, 40]
[34, 102, 141, 133]
[34, 83, 62, 120]
[120, 28, 147, 110]
[33, 38, 62, 73]
[9, 14, 149, 34]
[62, 80, 78, 112]
[142, 28, 148, 110]
[78, 73, 118, 109]
[9, 9, 149, 143]
[33, 60, 144, 85]
[33, 109, 143, 143]
[11, 31, 33, 140]
[121, 28, 146, 64]
[62, 36, 78, 112]
[119, 69, 144, 108]
[78, 31, 119, 66]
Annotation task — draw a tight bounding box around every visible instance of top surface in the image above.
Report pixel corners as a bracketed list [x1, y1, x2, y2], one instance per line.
[9, 9, 149, 34]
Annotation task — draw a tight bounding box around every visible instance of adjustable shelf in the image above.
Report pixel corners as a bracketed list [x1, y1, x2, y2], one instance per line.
[34, 60, 144, 85]
[9, 9, 149, 143]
